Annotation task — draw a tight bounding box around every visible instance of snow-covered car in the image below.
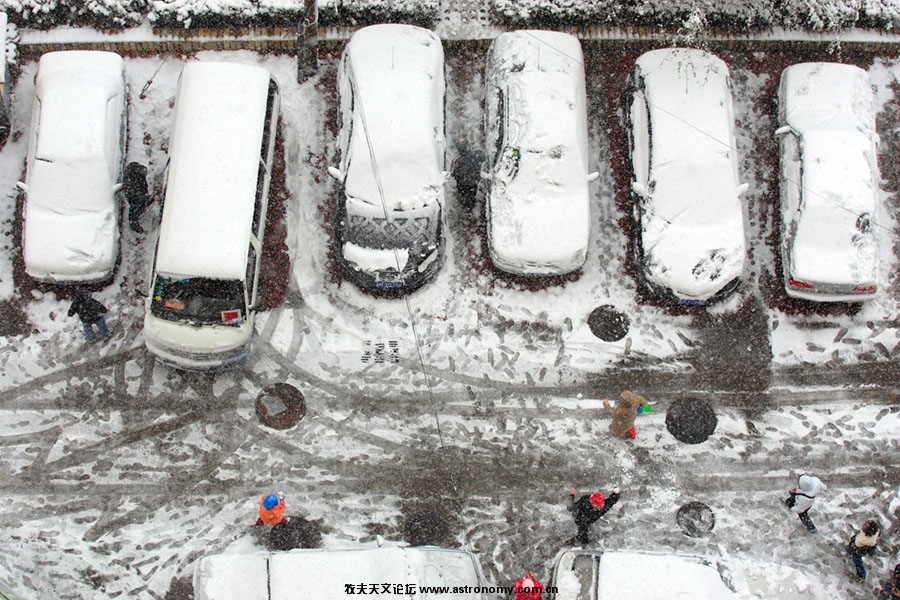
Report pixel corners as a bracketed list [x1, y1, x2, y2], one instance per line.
[193, 546, 487, 600]
[627, 48, 748, 305]
[18, 50, 127, 284]
[549, 548, 823, 600]
[327, 24, 447, 292]
[775, 62, 880, 302]
[481, 30, 598, 276]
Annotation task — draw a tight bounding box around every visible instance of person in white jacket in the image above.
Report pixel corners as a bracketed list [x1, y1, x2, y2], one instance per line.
[785, 474, 826, 532]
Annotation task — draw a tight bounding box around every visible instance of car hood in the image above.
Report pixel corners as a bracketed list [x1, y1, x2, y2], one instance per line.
[489, 149, 591, 270]
[641, 170, 745, 299]
[643, 220, 745, 299]
[23, 203, 117, 280]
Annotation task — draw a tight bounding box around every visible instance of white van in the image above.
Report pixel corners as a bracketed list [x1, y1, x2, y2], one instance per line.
[193, 546, 487, 600]
[143, 61, 280, 370]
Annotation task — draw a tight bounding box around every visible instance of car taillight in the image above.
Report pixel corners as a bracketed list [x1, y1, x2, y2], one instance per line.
[788, 279, 815, 290]
[852, 285, 877, 293]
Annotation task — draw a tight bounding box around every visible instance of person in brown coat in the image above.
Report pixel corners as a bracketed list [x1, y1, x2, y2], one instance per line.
[603, 391, 646, 439]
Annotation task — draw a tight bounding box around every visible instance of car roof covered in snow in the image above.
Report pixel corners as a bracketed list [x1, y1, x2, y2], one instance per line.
[155, 61, 275, 280]
[341, 24, 445, 212]
[551, 548, 824, 600]
[485, 30, 591, 274]
[633, 48, 745, 300]
[34, 51, 125, 164]
[790, 128, 879, 284]
[193, 546, 486, 600]
[780, 62, 875, 135]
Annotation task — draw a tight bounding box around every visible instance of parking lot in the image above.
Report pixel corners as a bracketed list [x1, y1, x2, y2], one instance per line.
[0, 38, 899, 599]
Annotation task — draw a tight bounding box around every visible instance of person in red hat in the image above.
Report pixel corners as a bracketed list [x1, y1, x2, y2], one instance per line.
[515, 572, 544, 600]
[567, 487, 620, 544]
[255, 492, 288, 526]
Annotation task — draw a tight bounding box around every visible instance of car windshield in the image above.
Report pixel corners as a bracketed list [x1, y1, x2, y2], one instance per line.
[150, 276, 245, 326]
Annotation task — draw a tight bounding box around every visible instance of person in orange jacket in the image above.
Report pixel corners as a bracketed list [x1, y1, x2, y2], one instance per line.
[256, 492, 288, 526]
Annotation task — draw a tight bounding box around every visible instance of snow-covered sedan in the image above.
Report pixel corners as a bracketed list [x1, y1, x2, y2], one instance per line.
[550, 548, 824, 599]
[481, 30, 598, 276]
[627, 48, 748, 305]
[19, 51, 127, 284]
[327, 24, 447, 293]
[776, 63, 880, 302]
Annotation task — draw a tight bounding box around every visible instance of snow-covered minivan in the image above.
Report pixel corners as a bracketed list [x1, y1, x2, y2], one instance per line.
[328, 24, 447, 293]
[481, 30, 597, 276]
[19, 50, 127, 284]
[193, 546, 487, 600]
[143, 61, 280, 370]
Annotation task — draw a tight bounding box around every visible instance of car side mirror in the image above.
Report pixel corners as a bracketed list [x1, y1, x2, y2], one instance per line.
[15, 181, 27, 192]
[113, 183, 123, 193]
[327, 166, 343, 181]
[774, 125, 793, 137]
[587, 171, 600, 183]
[631, 182, 649, 198]
[736, 182, 749, 196]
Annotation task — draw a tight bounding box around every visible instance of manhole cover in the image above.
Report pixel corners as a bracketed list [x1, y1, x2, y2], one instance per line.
[588, 305, 630, 342]
[676, 501, 715, 537]
[665, 397, 717, 444]
[256, 384, 306, 430]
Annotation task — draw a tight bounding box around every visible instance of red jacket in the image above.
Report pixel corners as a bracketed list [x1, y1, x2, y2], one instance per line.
[515, 573, 544, 600]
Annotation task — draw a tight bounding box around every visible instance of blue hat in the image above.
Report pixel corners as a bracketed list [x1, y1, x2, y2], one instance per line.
[263, 493, 279, 510]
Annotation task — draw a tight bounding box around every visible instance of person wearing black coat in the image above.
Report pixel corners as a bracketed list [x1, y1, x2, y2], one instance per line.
[450, 136, 485, 209]
[123, 162, 158, 233]
[567, 487, 620, 544]
[68, 287, 110, 341]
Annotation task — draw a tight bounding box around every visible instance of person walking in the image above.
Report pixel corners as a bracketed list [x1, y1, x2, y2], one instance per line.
[603, 390, 648, 439]
[450, 135, 485, 209]
[256, 492, 288, 526]
[567, 486, 620, 544]
[67, 287, 110, 341]
[784, 474, 826, 532]
[846, 519, 880, 579]
[123, 162, 158, 233]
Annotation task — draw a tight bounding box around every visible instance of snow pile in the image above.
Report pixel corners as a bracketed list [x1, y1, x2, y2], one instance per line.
[489, 0, 900, 31]
[149, 0, 439, 29]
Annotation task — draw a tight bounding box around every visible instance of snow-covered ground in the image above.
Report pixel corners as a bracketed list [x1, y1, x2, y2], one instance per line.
[0, 40, 898, 599]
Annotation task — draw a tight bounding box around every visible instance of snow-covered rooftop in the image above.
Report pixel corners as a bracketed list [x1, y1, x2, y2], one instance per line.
[154, 60, 273, 280]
